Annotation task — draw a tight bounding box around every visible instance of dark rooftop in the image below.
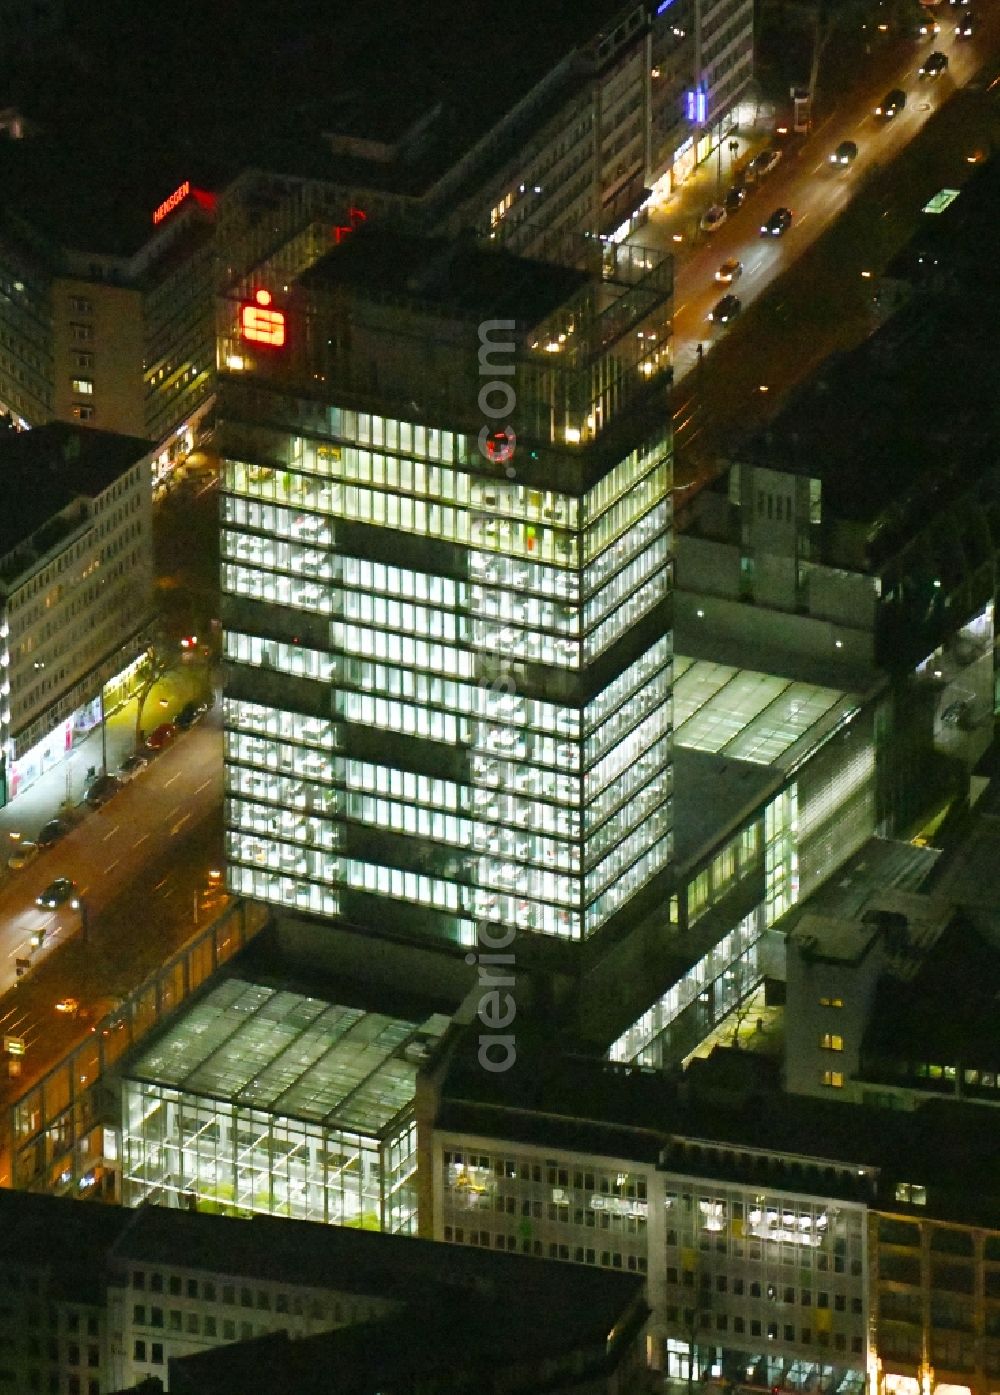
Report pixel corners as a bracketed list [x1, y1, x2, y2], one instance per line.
[1, 0, 630, 253]
[0, 422, 152, 566]
[735, 156, 1000, 527]
[435, 1031, 1000, 1227]
[860, 909, 1000, 1071]
[0, 1189, 644, 1347]
[170, 1283, 645, 1395]
[299, 227, 589, 326]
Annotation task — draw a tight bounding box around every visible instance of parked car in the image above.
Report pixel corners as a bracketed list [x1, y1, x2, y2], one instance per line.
[760, 207, 793, 237]
[748, 148, 782, 179]
[85, 774, 121, 809]
[919, 50, 949, 76]
[874, 88, 907, 118]
[715, 259, 743, 284]
[144, 722, 178, 751]
[699, 203, 727, 233]
[829, 140, 858, 166]
[117, 753, 149, 782]
[724, 184, 747, 213]
[175, 699, 208, 731]
[36, 819, 68, 848]
[8, 841, 39, 871]
[36, 877, 80, 910]
[710, 294, 742, 325]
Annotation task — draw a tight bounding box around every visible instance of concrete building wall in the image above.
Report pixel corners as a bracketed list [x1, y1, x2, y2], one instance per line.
[51, 277, 144, 437]
[785, 926, 884, 1103]
[6, 451, 153, 758]
[674, 591, 876, 671]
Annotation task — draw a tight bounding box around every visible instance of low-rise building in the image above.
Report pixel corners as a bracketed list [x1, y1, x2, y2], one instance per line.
[0, 422, 154, 806]
[424, 1030, 1000, 1395]
[0, 1187, 647, 1395]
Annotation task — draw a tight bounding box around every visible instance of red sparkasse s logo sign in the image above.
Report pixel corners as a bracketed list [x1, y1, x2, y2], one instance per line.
[241, 289, 286, 348]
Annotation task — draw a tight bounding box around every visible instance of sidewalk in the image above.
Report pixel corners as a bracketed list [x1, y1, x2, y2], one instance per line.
[0, 659, 214, 849]
[640, 125, 779, 264]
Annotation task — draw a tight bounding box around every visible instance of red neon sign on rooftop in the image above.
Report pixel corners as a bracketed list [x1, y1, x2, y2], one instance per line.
[153, 181, 191, 224]
[151, 182, 216, 226]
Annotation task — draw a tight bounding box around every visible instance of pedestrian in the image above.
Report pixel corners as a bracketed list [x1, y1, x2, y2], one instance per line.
[696, 342, 703, 361]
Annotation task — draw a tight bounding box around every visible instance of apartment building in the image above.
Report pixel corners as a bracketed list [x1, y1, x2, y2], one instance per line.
[0, 423, 154, 805]
[425, 1032, 1000, 1395]
[0, 1188, 646, 1395]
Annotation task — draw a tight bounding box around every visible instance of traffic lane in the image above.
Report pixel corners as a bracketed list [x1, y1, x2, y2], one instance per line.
[666, 23, 999, 379]
[670, 80, 1000, 488]
[671, 118, 949, 375]
[0, 800, 228, 1123]
[0, 716, 223, 988]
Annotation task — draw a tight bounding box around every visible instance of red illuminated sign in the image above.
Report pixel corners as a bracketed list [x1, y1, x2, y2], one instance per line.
[241, 289, 286, 348]
[332, 206, 368, 244]
[152, 181, 191, 225]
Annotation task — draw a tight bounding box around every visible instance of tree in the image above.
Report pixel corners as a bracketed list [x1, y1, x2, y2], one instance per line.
[804, 0, 891, 109]
[682, 1270, 713, 1395]
[729, 994, 757, 1048]
[133, 642, 173, 752]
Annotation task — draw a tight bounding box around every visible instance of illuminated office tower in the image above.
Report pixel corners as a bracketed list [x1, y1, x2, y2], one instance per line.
[218, 229, 674, 948]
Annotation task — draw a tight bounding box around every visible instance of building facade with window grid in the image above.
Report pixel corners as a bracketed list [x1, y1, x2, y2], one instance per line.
[428, 1044, 1000, 1395]
[218, 226, 675, 949]
[433, 1121, 871, 1390]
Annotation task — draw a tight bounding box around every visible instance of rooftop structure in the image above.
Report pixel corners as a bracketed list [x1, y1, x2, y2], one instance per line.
[122, 977, 450, 1232]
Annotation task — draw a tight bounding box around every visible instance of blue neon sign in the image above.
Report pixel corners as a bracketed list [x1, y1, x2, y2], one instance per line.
[656, 0, 678, 12]
[685, 85, 707, 125]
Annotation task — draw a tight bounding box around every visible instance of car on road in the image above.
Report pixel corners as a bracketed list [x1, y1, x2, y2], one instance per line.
[8, 841, 39, 871]
[715, 258, 743, 284]
[145, 722, 178, 751]
[829, 140, 858, 166]
[36, 818, 68, 848]
[699, 203, 727, 233]
[35, 877, 80, 910]
[761, 207, 793, 237]
[748, 148, 782, 179]
[85, 773, 121, 809]
[954, 12, 975, 35]
[874, 89, 907, 119]
[175, 699, 208, 731]
[919, 50, 949, 76]
[724, 184, 747, 213]
[117, 753, 149, 782]
[710, 294, 742, 325]
[947, 0, 969, 7]
[914, 9, 940, 35]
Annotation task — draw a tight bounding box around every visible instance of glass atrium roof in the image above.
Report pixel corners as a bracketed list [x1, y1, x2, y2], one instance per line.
[127, 978, 449, 1136]
[673, 657, 857, 767]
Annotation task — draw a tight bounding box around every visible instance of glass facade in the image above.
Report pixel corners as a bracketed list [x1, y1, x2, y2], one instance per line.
[122, 978, 448, 1233]
[219, 232, 674, 944]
